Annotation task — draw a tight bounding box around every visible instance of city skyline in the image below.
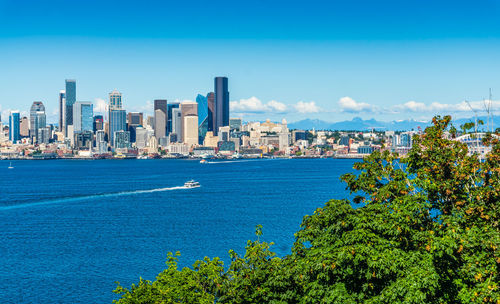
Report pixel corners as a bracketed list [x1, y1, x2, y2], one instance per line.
[1, 1, 500, 123]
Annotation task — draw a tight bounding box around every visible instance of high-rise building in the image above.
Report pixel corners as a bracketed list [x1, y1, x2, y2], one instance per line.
[37, 127, 51, 144]
[196, 94, 209, 144]
[135, 127, 148, 149]
[59, 90, 65, 133]
[95, 130, 107, 154]
[109, 109, 126, 147]
[93, 115, 104, 132]
[179, 101, 198, 142]
[113, 130, 131, 149]
[127, 112, 143, 143]
[214, 77, 229, 135]
[30, 101, 46, 143]
[167, 103, 180, 134]
[109, 90, 122, 110]
[154, 100, 167, 139]
[171, 108, 182, 142]
[9, 111, 20, 143]
[65, 79, 76, 134]
[183, 115, 199, 147]
[73, 102, 94, 132]
[20, 117, 29, 137]
[207, 92, 215, 133]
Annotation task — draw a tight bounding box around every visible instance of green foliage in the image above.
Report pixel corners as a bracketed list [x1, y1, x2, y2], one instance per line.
[114, 116, 499, 303]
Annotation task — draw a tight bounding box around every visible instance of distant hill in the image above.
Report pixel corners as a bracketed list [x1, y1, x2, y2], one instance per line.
[289, 116, 500, 131]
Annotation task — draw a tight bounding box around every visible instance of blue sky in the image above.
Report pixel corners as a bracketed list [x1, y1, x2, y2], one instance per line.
[1, 0, 500, 123]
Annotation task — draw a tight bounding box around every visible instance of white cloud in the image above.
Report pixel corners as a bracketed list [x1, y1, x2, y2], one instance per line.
[392, 100, 500, 113]
[338, 96, 376, 112]
[294, 101, 320, 113]
[230, 97, 287, 113]
[94, 98, 107, 113]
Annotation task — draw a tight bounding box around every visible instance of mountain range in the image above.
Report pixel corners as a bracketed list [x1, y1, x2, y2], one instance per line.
[288, 116, 500, 131]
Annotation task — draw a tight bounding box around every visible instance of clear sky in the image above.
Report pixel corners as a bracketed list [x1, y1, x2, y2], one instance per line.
[0, 0, 499, 123]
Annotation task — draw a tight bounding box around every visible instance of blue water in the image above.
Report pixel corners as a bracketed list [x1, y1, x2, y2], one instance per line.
[0, 158, 357, 303]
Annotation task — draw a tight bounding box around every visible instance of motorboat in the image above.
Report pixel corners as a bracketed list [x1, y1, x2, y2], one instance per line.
[184, 180, 200, 188]
[200, 159, 207, 164]
[8, 162, 14, 169]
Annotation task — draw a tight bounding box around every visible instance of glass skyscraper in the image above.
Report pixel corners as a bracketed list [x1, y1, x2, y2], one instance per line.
[196, 94, 209, 144]
[167, 103, 180, 134]
[73, 102, 94, 132]
[65, 79, 76, 134]
[59, 90, 65, 133]
[9, 111, 20, 142]
[30, 101, 46, 142]
[109, 109, 126, 147]
[109, 90, 122, 110]
[214, 77, 229, 135]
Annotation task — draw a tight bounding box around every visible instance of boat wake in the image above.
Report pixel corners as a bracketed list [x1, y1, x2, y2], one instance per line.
[0, 185, 192, 211]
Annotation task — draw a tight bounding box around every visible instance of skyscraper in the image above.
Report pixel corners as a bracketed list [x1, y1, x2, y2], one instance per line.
[167, 102, 180, 134]
[9, 111, 20, 143]
[65, 79, 76, 134]
[20, 117, 29, 137]
[59, 90, 65, 133]
[214, 77, 229, 135]
[73, 102, 94, 132]
[207, 92, 215, 132]
[154, 99, 167, 140]
[93, 115, 104, 132]
[196, 94, 209, 144]
[127, 112, 143, 143]
[108, 90, 125, 146]
[183, 115, 199, 147]
[109, 90, 122, 110]
[30, 101, 46, 143]
[179, 101, 198, 142]
[109, 109, 126, 147]
[171, 108, 182, 142]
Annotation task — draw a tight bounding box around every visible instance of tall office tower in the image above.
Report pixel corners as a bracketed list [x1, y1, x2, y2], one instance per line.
[93, 115, 104, 132]
[146, 116, 155, 129]
[183, 115, 199, 147]
[20, 117, 29, 137]
[9, 111, 20, 143]
[179, 101, 197, 142]
[30, 101, 46, 143]
[135, 127, 148, 149]
[167, 103, 180, 134]
[37, 127, 51, 144]
[59, 90, 65, 133]
[171, 108, 182, 141]
[127, 112, 143, 143]
[196, 94, 209, 144]
[73, 102, 94, 132]
[207, 92, 215, 132]
[154, 99, 167, 139]
[65, 79, 76, 134]
[214, 77, 229, 135]
[109, 109, 126, 147]
[109, 90, 122, 110]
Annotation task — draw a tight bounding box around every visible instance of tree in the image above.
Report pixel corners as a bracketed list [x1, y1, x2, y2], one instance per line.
[114, 116, 499, 303]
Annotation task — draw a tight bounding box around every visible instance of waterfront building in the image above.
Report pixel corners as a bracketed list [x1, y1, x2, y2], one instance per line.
[74, 131, 93, 150]
[154, 100, 167, 140]
[9, 111, 20, 143]
[95, 130, 108, 154]
[65, 79, 76, 134]
[183, 115, 199, 147]
[59, 90, 65, 133]
[109, 90, 122, 110]
[109, 109, 126, 147]
[214, 77, 229, 135]
[20, 117, 29, 137]
[37, 127, 51, 144]
[167, 143, 189, 156]
[229, 118, 242, 132]
[196, 94, 209, 144]
[73, 102, 93, 132]
[30, 101, 46, 143]
[93, 115, 104, 132]
[279, 132, 289, 152]
[218, 126, 230, 142]
[147, 135, 158, 153]
[179, 101, 197, 143]
[203, 131, 218, 147]
[113, 130, 131, 149]
[358, 145, 374, 154]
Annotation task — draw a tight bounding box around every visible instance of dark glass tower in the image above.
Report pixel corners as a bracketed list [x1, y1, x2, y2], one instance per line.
[214, 77, 229, 136]
[196, 94, 208, 144]
[65, 79, 76, 134]
[207, 92, 215, 133]
[167, 103, 180, 134]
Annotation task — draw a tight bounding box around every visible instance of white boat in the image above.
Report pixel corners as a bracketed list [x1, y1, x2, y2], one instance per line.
[200, 159, 207, 164]
[184, 180, 200, 188]
[8, 162, 14, 169]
